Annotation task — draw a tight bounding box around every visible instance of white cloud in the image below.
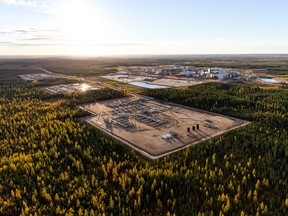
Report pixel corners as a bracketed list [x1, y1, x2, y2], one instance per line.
[1, 0, 52, 14]
[1, 26, 288, 55]
[2, 0, 38, 7]
[0, 27, 65, 46]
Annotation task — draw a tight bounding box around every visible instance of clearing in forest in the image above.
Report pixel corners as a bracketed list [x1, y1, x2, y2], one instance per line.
[80, 96, 249, 159]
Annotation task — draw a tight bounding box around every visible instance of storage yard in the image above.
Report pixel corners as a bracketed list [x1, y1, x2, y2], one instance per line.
[80, 97, 249, 159]
[45, 83, 100, 94]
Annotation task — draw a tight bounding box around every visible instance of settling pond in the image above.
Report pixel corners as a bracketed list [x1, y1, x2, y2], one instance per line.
[260, 78, 278, 83]
[129, 82, 168, 89]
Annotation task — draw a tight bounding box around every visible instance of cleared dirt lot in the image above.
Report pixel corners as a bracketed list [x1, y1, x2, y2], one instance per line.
[45, 83, 100, 94]
[19, 73, 60, 81]
[102, 75, 204, 88]
[80, 97, 249, 159]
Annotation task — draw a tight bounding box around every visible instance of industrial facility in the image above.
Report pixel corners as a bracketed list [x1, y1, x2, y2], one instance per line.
[45, 83, 99, 94]
[80, 96, 249, 159]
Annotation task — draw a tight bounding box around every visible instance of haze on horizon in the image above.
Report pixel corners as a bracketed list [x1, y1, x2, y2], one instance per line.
[1, 0, 288, 56]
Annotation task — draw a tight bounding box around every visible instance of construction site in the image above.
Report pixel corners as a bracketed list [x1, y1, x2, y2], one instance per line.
[80, 96, 249, 159]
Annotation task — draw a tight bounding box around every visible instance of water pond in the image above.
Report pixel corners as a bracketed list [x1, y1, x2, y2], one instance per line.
[129, 82, 168, 89]
[260, 78, 278, 83]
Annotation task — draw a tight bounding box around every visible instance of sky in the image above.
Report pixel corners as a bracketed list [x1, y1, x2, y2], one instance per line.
[1, 0, 288, 56]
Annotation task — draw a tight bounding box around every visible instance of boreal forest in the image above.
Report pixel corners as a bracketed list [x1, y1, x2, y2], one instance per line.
[0, 70, 288, 216]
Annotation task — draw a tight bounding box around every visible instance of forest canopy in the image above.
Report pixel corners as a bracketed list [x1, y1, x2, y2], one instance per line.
[0, 72, 287, 215]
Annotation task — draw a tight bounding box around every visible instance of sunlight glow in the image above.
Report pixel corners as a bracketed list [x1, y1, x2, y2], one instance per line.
[54, 0, 105, 54]
[81, 84, 91, 92]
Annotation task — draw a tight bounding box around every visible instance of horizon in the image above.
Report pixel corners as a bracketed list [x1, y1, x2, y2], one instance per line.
[1, 0, 288, 56]
[1, 53, 288, 59]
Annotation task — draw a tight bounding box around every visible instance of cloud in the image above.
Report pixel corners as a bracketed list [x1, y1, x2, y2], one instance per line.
[22, 37, 50, 41]
[1, 0, 52, 14]
[0, 28, 60, 34]
[2, 0, 39, 7]
[89, 42, 153, 47]
[2, 26, 288, 55]
[0, 41, 13, 45]
[0, 27, 65, 46]
[0, 25, 155, 47]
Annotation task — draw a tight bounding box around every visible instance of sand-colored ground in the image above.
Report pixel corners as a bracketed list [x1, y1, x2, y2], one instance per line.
[81, 97, 249, 159]
[150, 78, 203, 87]
[102, 75, 203, 88]
[45, 83, 100, 94]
